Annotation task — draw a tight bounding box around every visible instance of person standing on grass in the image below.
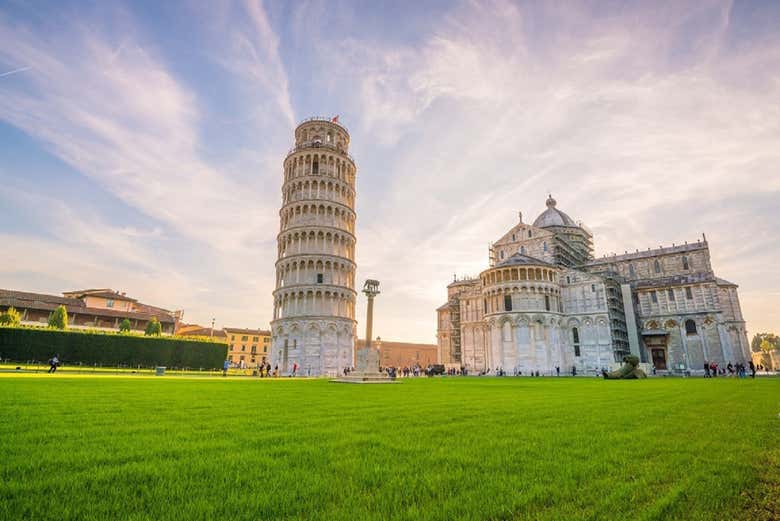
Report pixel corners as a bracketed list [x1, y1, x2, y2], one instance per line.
[704, 362, 710, 378]
[556, 366, 560, 377]
[292, 362, 298, 377]
[749, 360, 756, 378]
[222, 359, 229, 377]
[47, 355, 59, 373]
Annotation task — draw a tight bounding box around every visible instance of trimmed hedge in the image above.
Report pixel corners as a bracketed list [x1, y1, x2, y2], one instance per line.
[0, 327, 227, 369]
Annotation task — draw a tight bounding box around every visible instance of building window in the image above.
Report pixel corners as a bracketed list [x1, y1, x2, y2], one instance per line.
[500, 251, 504, 259]
[682, 256, 689, 270]
[317, 273, 323, 283]
[591, 284, 596, 292]
[685, 287, 693, 300]
[651, 291, 658, 304]
[504, 295, 512, 311]
[572, 327, 580, 357]
[241, 335, 248, 341]
[629, 264, 636, 278]
[240, 355, 245, 361]
[668, 289, 675, 301]
[483, 299, 487, 313]
[231, 335, 235, 341]
[253, 336, 259, 342]
[520, 246, 526, 254]
[241, 345, 246, 351]
[312, 160, 319, 175]
[512, 234, 516, 241]
[251, 345, 257, 354]
[654, 259, 661, 273]
[263, 346, 268, 353]
[685, 319, 697, 335]
[106, 299, 114, 308]
[566, 276, 570, 284]
[544, 295, 550, 311]
[528, 230, 532, 238]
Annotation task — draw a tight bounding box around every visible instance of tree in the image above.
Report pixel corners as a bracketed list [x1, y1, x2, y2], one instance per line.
[119, 318, 132, 333]
[144, 317, 162, 336]
[760, 339, 777, 353]
[48, 305, 68, 330]
[0, 306, 21, 327]
[751, 333, 779, 352]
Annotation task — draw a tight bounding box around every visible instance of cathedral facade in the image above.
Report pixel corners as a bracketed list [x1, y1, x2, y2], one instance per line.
[437, 196, 750, 375]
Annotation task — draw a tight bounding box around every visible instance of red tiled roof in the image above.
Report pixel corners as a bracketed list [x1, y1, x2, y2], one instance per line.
[0, 289, 175, 323]
[223, 327, 271, 336]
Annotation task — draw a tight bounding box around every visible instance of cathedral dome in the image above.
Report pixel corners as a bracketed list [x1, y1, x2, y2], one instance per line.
[532, 195, 578, 228]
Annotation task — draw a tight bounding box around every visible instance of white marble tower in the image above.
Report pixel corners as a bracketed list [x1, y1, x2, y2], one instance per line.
[271, 117, 357, 376]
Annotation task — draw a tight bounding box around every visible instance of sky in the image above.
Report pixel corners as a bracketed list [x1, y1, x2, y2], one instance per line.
[1, 0, 779, 343]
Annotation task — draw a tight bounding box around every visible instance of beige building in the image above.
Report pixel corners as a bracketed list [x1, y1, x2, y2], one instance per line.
[357, 338, 438, 369]
[0, 288, 180, 334]
[224, 328, 272, 367]
[437, 196, 750, 375]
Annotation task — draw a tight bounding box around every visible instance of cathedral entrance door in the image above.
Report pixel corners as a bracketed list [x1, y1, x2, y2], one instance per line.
[651, 348, 667, 370]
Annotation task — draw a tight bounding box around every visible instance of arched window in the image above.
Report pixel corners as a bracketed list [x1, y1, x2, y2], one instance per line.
[504, 295, 512, 311]
[528, 230, 532, 238]
[312, 160, 319, 175]
[543, 241, 548, 252]
[685, 319, 697, 335]
[629, 264, 636, 278]
[544, 295, 550, 311]
[572, 327, 581, 357]
[682, 256, 690, 270]
[500, 251, 505, 259]
[654, 259, 661, 273]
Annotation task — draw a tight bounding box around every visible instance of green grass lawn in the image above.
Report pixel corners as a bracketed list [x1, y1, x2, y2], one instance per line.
[0, 375, 777, 520]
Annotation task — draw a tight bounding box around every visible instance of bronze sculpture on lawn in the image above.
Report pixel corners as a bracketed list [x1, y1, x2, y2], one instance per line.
[602, 355, 647, 379]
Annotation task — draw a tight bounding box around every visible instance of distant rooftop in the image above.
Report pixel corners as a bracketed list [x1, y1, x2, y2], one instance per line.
[586, 240, 708, 266]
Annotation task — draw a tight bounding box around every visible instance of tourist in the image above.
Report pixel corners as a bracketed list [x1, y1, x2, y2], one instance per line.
[555, 366, 560, 377]
[571, 365, 577, 377]
[749, 360, 756, 378]
[47, 354, 59, 374]
[292, 362, 298, 377]
[703, 362, 710, 378]
[727, 362, 734, 376]
[710, 361, 718, 378]
[222, 359, 229, 377]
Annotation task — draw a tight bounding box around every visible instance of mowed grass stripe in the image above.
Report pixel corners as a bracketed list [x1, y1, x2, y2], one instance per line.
[0, 376, 777, 520]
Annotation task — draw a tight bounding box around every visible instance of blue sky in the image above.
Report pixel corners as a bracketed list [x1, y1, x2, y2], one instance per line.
[1, 0, 779, 342]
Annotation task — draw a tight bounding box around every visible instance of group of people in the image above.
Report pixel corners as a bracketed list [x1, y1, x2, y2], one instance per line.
[221, 359, 284, 378]
[703, 360, 759, 378]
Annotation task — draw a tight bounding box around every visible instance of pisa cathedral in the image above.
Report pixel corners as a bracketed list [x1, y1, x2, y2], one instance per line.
[271, 118, 357, 376]
[437, 196, 750, 375]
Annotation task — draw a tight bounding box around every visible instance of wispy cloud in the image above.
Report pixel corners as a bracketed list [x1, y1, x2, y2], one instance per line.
[0, 0, 778, 339]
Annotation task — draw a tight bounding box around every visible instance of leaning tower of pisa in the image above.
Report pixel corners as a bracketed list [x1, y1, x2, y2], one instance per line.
[270, 117, 357, 376]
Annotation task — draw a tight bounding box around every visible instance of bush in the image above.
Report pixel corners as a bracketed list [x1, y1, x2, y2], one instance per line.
[119, 318, 131, 333]
[0, 327, 227, 369]
[144, 317, 162, 336]
[0, 307, 21, 327]
[48, 305, 68, 330]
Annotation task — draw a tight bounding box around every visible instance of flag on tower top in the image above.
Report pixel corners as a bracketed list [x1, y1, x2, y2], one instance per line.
[332, 115, 339, 123]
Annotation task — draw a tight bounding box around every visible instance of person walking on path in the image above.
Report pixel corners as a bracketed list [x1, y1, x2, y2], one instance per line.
[47, 355, 59, 374]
